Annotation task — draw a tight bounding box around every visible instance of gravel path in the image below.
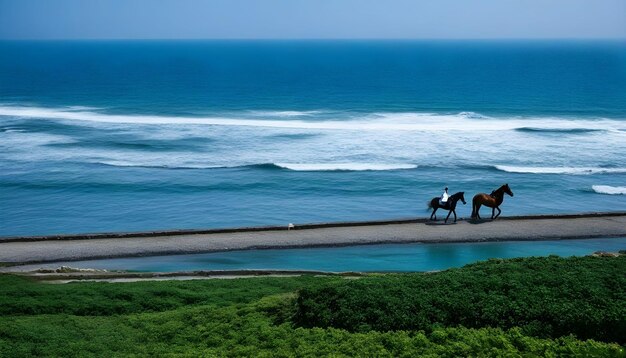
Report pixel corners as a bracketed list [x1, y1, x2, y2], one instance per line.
[1, 213, 625, 266]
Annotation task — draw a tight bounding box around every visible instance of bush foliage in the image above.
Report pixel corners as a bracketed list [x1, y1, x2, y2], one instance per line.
[294, 256, 626, 344]
[1, 256, 624, 356]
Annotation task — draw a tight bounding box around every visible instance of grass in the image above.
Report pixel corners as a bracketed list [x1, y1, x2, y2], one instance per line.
[0, 256, 624, 357]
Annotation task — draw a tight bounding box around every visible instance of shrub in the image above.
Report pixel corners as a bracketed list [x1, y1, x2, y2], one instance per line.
[294, 256, 626, 344]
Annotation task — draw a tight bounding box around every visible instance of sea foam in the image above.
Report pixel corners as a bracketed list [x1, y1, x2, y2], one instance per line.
[495, 166, 626, 175]
[1, 105, 624, 132]
[591, 185, 626, 195]
[274, 163, 418, 171]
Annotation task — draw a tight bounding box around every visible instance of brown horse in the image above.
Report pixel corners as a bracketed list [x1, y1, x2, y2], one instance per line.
[471, 184, 514, 220]
[428, 192, 466, 223]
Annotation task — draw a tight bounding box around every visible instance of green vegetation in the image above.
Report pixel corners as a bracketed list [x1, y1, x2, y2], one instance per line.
[295, 256, 626, 344]
[0, 274, 333, 316]
[1, 256, 624, 356]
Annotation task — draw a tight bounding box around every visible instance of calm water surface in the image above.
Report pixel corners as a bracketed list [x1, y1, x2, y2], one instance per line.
[44, 237, 626, 272]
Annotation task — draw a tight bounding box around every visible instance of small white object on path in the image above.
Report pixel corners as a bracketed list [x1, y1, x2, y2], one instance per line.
[1, 214, 625, 268]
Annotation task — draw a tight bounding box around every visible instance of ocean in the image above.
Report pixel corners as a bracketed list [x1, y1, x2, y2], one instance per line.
[1, 40, 625, 237]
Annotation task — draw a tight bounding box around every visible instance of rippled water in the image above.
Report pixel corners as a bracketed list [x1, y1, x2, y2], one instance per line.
[1, 41, 625, 236]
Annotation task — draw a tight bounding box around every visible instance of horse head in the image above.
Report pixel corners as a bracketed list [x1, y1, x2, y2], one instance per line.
[454, 192, 467, 205]
[503, 184, 514, 197]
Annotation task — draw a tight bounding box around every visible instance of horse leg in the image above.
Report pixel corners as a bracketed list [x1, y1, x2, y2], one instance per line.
[430, 208, 437, 221]
[495, 206, 501, 219]
[445, 210, 452, 223]
[491, 207, 495, 219]
[475, 204, 482, 219]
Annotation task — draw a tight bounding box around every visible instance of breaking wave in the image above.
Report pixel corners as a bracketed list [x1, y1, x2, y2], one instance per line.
[1, 105, 624, 132]
[494, 165, 626, 175]
[274, 163, 417, 171]
[591, 185, 626, 195]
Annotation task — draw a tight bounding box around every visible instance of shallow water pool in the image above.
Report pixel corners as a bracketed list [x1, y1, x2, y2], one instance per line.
[38, 237, 626, 273]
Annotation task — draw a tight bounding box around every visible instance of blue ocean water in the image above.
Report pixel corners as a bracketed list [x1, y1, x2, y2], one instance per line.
[1, 40, 625, 236]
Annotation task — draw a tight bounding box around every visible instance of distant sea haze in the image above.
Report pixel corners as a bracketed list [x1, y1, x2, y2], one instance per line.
[1, 40, 625, 236]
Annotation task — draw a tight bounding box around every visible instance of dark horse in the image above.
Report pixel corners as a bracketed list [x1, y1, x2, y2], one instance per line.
[428, 192, 466, 223]
[471, 184, 514, 220]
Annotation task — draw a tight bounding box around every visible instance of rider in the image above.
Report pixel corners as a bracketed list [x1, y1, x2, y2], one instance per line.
[439, 187, 449, 206]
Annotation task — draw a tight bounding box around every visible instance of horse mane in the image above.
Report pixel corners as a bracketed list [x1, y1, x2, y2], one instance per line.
[490, 184, 509, 198]
[448, 192, 465, 202]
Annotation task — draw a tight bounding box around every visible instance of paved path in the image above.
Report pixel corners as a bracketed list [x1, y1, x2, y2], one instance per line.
[1, 213, 625, 265]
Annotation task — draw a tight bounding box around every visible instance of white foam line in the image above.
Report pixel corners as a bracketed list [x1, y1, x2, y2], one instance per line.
[97, 160, 225, 169]
[275, 163, 417, 171]
[592, 185, 626, 195]
[496, 165, 626, 175]
[0, 105, 624, 132]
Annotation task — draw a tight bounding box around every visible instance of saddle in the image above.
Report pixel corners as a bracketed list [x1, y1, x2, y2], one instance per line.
[439, 200, 451, 209]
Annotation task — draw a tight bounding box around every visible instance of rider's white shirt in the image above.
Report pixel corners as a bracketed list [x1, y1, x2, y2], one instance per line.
[441, 192, 449, 202]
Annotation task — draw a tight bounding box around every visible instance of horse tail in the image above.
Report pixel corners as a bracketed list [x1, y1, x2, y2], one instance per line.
[470, 196, 478, 218]
[427, 200, 433, 209]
